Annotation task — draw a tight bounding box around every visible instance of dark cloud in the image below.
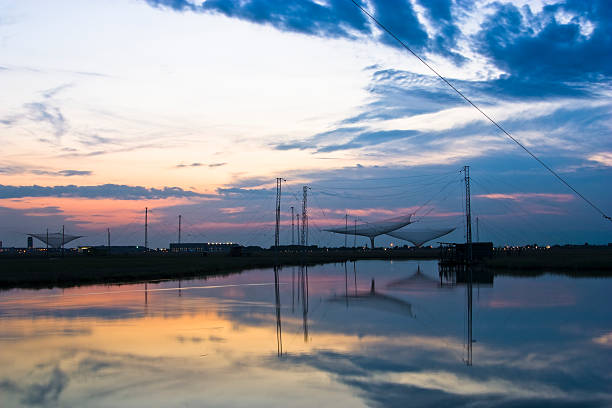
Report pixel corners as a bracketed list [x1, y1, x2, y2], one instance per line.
[57, 170, 92, 177]
[144, 0, 442, 51]
[0, 184, 212, 200]
[176, 162, 203, 168]
[162, 0, 371, 39]
[477, 0, 612, 82]
[175, 162, 226, 168]
[374, 0, 428, 51]
[417, 0, 465, 63]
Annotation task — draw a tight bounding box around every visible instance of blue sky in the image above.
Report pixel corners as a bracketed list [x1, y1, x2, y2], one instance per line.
[0, 0, 611, 247]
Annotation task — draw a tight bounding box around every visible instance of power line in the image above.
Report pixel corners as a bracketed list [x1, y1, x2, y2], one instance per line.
[348, 0, 611, 223]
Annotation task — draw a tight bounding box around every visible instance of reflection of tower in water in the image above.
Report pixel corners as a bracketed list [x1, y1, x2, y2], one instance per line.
[466, 267, 473, 366]
[274, 266, 283, 356]
[300, 265, 309, 342]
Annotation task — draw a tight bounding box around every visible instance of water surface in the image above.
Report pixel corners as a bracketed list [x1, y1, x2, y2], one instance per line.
[1, 260, 611, 407]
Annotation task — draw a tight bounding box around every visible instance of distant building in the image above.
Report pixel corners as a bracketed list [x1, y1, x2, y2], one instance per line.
[169, 242, 239, 254]
[440, 242, 494, 263]
[78, 246, 146, 255]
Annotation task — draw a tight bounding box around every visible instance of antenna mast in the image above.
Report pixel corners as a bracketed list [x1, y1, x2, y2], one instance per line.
[144, 207, 148, 251]
[345, 213, 348, 247]
[178, 214, 182, 244]
[301, 186, 308, 247]
[290, 206, 295, 245]
[463, 166, 472, 263]
[274, 178, 284, 248]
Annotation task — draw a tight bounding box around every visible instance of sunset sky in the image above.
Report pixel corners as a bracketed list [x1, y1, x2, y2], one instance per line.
[1, 0, 611, 248]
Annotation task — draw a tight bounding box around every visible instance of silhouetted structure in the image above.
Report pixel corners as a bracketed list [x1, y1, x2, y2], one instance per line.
[169, 242, 238, 253]
[28, 232, 82, 248]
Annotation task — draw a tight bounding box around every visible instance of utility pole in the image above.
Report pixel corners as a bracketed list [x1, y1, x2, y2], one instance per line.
[463, 165, 472, 263]
[291, 206, 295, 245]
[46, 228, 49, 255]
[296, 214, 300, 245]
[274, 178, 284, 249]
[345, 213, 348, 247]
[354, 219, 357, 248]
[107, 228, 111, 254]
[144, 207, 148, 251]
[301, 186, 308, 247]
[61, 225, 65, 257]
[178, 215, 182, 244]
[476, 216, 480, 242]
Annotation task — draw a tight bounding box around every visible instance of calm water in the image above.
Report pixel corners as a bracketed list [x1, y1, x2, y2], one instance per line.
[1, 260, 611, 407]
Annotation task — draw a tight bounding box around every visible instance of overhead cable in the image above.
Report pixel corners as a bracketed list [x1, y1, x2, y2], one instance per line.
[348, 0, 611, 222]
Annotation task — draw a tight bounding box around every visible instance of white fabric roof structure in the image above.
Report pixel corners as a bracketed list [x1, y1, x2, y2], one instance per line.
[28, 232, 83, 248]
[324, 214, 413, 248]
[386, 227, 456, 247]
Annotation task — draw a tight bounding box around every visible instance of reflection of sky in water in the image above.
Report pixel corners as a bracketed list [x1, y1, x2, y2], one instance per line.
[0, 260, 611, 407]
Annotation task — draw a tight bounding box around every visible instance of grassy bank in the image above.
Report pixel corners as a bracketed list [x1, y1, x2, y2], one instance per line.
[0, 248, 438, 290]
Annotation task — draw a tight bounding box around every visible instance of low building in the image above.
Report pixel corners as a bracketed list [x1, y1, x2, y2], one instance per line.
[78, 246, 146, 255]
[169, 242, 239, 254]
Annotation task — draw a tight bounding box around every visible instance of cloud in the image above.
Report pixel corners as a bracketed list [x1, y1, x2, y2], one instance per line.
[23, 102, 68, 138]
[176, 162, 227, 168]
[475, 193, 575, 203]
[0, 166, 92, 177]
[0, 184, 212, 200]
[147, 0, 372, 39]
[21, 366, 69, 406]
[144, 0, 453, 54]
[588, 152, 612, 167]
[57, 170, 93, 177]
[476, 0, 612, 82]
[1, 83, 72, 139]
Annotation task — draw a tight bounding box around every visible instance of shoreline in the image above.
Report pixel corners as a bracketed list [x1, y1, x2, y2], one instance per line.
[1, 246, 610, 290]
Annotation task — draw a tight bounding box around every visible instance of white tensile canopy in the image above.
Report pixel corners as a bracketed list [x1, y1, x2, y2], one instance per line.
[324, 214, 413, 248]
[386, 227, 456, 247]
[28, 232, 83, 248]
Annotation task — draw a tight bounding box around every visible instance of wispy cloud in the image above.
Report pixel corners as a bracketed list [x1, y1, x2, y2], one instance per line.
[1, 83, 72, 140]
[475, 193, 575, 203]
[0, 165, 92, 177]
[588, 152, 612, 167]
[176, 162, 227, 168]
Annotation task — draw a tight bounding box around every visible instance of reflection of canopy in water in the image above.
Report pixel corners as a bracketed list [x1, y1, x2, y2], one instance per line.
[328, 290, 414, 317]
[386, 227, 455, 247]
[324, 214, 413, 248]
[386, 266, 443, 291]
[28, 232, 83, 248]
